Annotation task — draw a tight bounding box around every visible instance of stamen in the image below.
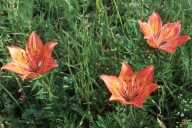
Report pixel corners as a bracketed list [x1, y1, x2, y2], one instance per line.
[38, 61, 42, 69]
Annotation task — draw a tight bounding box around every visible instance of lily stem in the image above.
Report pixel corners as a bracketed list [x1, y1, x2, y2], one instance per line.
[38, 76, 57, 100]
[131, 105, 136, 121]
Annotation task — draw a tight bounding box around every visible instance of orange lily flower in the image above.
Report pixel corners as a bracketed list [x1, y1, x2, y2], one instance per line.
[1, 31, 58, 80]
[100, 62, 159, 108]
[138, 12, 190, 53]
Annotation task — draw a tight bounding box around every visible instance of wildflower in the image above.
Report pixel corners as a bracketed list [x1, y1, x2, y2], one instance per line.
[100, 62, 159, 108]
[138, 12, 190, 53]
[1, 31, 58, 80]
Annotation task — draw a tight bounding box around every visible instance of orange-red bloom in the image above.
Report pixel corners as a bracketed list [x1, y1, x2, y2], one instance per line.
[100, 62, 159, 108]
[1, 31, 58, 80]
[138, 12, 190, 53]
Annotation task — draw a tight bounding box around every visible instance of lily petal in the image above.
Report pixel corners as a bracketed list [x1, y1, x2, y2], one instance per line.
[148, 12, 162, 37]
[133, 65, 154, 89]
[21, 72, 38, 81]
[119, 62, 133, 81]
[133, 83, 159, 108]
[38, 42, 58, 74]
[157, 22, 181, 45]
[26, 31, 44, 71]
[7, 46, 28, 66]
[1, 62, 30, 75]
[26, 31, 44, 55]
[109, 95, 126, 104]
[159, 35, 190, 53]
[146, 39, 158, 48]
[42, 42, 58, 58]
[100, 75, 126, 103]
[100, 75, 115, 94]
[138, 20, 152, 39]
[39, 58, 58, 74]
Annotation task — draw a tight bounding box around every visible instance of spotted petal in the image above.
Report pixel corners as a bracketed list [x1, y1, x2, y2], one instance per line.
[26, 31, 44, 71]
[26, 31, 44, 56]
[138, 21, 158, 48]
[138, 20, 152, 39]
[38, 42, 58, 74]
[133, 83, 159, 108]
[133, 65, 154, 89]
[119, 62, 133, 81]
[148, 12, 162, 38]
[159, 35, 190, 53]
[131, 65, 159, 108]
[157, 22, 181, 46]
[100, 75, 126, 104]
[7, 46, 28, 66]
[1, 62, 29, 75]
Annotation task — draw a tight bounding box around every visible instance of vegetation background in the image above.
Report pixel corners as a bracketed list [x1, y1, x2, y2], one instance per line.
[0, 0, 192, 127]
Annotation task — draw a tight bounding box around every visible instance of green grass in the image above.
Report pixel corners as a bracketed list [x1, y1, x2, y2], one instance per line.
[0, 0, 192, 127]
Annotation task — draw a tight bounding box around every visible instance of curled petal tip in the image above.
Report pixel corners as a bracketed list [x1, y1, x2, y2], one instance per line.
[184, 36, 191, 42]
[100, 75, 104, 79]
[21, 76, 26, 81]
[31, 31, 37, 35]
[100, 75, 108, 80]
[148, 65, 154, 70]
[121, 61, 128, 65]
[144, 65, 154, 72]
[30, 31, 38, 38]
[151, 12, 160, 18]
[138, 20, 142, 23]
[153, 12, 158, 14]
[53, 42, 58, 46]
[50, 41, 58, 46]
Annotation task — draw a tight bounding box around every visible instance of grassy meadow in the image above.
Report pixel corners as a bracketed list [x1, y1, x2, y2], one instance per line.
[0, 0, 192, 127]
